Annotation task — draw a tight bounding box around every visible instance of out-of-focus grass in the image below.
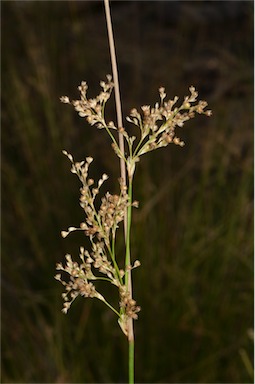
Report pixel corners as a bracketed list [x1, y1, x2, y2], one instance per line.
[1, 1, 253, 383]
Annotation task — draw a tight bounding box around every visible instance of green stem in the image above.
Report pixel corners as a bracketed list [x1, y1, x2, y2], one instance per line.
[125, 180, 133, 285]
[104, 124, 119, 149]
[133, 136, 146, 157]
[102, 298, 121, 317]
[125, 178, 135, 384]
[105, 124, 127, 164]
[129, 339, 134, 384]
[111, 233, 123, 283]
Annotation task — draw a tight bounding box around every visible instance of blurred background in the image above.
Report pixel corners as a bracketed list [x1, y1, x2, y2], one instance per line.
[1, 1, 253, 383]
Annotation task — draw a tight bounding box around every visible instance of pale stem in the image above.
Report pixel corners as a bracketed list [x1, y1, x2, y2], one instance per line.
[104, 0, 126, 197]
[104, 1, 135, 383]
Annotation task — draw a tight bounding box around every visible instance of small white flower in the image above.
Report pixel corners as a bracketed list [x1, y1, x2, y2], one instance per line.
[60, 96, 70, 104]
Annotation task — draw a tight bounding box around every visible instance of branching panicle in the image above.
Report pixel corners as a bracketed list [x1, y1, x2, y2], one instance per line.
[60, 78, 211, 179]
[56, 76, 211, 335]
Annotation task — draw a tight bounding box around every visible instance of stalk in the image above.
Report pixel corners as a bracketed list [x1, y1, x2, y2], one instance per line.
[104, 1, 135, 383]
[125, 180, 133, 283]
[129, 338, 135, 384]
[125, 178, 135, 384]
[104, 0, 126, 193]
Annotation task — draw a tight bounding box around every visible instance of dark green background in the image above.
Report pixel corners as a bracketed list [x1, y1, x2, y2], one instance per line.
[1, 1, 253, 383]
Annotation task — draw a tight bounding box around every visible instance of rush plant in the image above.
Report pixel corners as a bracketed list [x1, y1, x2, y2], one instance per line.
[55, 1, 211, 383]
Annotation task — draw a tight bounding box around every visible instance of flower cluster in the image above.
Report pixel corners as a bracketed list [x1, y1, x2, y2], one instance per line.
[55, 150, 140, 334]
[60, 75, 115, 129]
[60, 78, 211, 179]
[126, 85, 212, 155]
[60, 151, 137, 247]
[55, 250, 104, 314]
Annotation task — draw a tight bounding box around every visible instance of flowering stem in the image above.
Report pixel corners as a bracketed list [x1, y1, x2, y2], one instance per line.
[104, 2, 135, 384]
[129, 339, 135, 384]
[125, 178, 135, 384]
[125, 180, 133, 286]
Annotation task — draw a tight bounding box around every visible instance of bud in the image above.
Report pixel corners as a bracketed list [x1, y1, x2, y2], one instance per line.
[183, 102, 191, 109]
